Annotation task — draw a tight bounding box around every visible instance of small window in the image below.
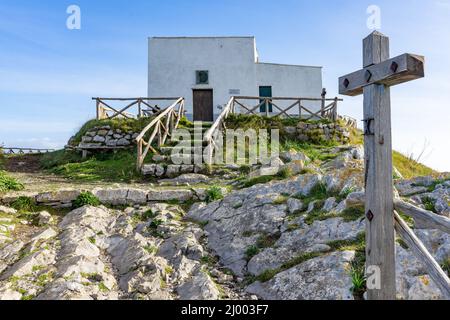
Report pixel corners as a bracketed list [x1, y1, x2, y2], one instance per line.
[196, 70, 209, 84]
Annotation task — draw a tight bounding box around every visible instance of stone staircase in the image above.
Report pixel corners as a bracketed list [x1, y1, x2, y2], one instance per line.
[141, 121, 215, 178]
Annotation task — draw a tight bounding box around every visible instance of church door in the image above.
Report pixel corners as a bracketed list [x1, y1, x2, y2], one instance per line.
[193, 89, 213, 121]
[259, 86, 273, 113]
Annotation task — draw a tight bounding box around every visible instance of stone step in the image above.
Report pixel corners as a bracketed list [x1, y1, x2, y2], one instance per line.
[160, 146, 205, 155]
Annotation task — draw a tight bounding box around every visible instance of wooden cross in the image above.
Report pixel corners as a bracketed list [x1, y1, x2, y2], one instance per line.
[339, 31, 424, 300]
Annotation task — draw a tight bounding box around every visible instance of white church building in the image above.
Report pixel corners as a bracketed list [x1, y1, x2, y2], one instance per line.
[148, 36, 323, 121]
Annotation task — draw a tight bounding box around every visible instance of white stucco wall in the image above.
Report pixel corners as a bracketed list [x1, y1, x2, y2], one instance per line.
[256, 63, 323, 112]
[148, 37, 323, 120]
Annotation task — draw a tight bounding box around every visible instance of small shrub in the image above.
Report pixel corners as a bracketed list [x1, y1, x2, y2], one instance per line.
[422, 196, 436, 213]
[206, 186, 224, 203]
[11, 197, 35, 212]
[73, 192, 101, 208]
[0, 171, 24, 192]
[277, 167, 293, 179]
[149, 219, 164, 229]
[245, 246, 260, 260]
[141, 209, 157, 220]
[350, 266, 366, 296]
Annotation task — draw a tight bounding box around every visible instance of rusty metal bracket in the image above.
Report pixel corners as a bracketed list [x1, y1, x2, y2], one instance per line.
[363, 118, 375, 136]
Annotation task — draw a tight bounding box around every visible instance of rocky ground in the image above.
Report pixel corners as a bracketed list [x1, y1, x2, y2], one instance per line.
[0, 146, 449, 300]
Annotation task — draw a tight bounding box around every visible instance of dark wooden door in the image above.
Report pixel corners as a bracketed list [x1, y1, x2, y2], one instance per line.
[193, 89, 213, 121]
[259, 86, 273, 113]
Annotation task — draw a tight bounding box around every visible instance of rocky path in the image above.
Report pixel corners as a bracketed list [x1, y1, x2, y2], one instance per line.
[0, 203, 250, 300]
[0, 146, 449, 300]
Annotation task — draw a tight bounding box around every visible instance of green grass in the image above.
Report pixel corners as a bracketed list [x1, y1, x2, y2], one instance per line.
[255, 252, 323, 283]
[422, 196, 437, 213]
[45, 149, 143, 182]
[225, 114, 332, 132]
[393, 151, 438, 179]
[205, 185, 224, 203]
[241, 175, 280, 188]
[73, 192, 101, 208]
[281, 139, 338, 163]
[0, 170, 24, 192]
[304, 205, 365, 225]
[245, 245, 260, 260]
[11, 196, 36, 212]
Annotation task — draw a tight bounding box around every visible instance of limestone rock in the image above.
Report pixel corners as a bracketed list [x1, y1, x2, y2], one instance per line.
[0, 206, 17, 215]
[177, 269, 220, 300]
[246, 251, 355, 300]
[38, 211, 54, 225]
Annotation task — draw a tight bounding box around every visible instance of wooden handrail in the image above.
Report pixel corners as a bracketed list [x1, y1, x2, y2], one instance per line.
[136, 98, 183, 142]
[94, 97, 182, 120]
[136, 97, 184, 169]
[394, 199, 450, 234]
[394, 211, 450, 299]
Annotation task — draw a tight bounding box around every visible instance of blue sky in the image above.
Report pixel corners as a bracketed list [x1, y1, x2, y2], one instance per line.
[0, 0, 449, 171]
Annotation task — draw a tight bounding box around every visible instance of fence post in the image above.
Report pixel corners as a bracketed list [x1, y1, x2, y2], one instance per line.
[96, 99, 100, 120]
[138, 99, 142, 118]
[265, 98, 269, 117]
[321, 88, 327, 117]
[333, 97, 338, 121]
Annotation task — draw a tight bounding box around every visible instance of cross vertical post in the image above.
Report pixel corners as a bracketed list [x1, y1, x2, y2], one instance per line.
[339, 31, 425, 300]
[362, 32, 396, 300]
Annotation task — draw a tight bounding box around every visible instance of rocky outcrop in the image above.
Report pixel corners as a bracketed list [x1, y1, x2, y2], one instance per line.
[0, 204, 246, 300]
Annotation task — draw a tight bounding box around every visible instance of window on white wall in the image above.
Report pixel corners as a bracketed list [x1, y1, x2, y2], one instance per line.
[196, 71, 209, 85]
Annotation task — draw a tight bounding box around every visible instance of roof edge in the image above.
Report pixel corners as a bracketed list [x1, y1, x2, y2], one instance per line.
[257, 62, 322, 69]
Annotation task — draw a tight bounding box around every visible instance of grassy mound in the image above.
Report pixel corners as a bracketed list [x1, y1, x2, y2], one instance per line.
[393, 151, 438, 179]
[41, 149, 143, 183]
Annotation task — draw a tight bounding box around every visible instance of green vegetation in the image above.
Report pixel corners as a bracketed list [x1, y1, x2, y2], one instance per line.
[245, 245, 260, 260]
[245, 233, 280, 261]
[73, 192, 101, 208]
[255, 252, 323, 283]
[393, 151, 438, 179]
[304, 205, 365, 225]
[205, 185, 224, 203]
[43, 149, 143, 183]
[225, 114, 332, 131]
[422, 196, 437, 213]
[281, 139, 338, 163]
[11, 196, 36, 212]
[0, 170, 24, 192]
[241, 175, 280, 188]
[327, 233, 366, 299]
[441, 258, 450, 275]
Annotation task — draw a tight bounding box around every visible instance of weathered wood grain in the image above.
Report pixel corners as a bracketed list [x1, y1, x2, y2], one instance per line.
[339, 53, 425, 96]
[394, 211, 450, 299]
[394, 199, 450, 234]
[362, 32, 396, 300]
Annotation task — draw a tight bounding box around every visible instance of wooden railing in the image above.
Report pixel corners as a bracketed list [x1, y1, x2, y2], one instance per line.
[232, 96, 342, 121]
[136, 97, 185, 170]
[394, 199, 450, 298]
[203, 95, 343, 164]
[0, 147, 55, 154]
[93, 97, 182, 120]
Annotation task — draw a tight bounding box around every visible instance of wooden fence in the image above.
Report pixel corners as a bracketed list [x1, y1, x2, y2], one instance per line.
[393, 199, 450, 298]
[203, 95, 343, 164]
[231, 96, 342, 120]
[93, 97, 183, 120]
[135, 97, 185, 169]
[0, 147, 55, 154]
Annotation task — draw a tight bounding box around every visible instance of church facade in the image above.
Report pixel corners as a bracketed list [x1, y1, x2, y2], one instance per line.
[148, 36, 323, 121]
